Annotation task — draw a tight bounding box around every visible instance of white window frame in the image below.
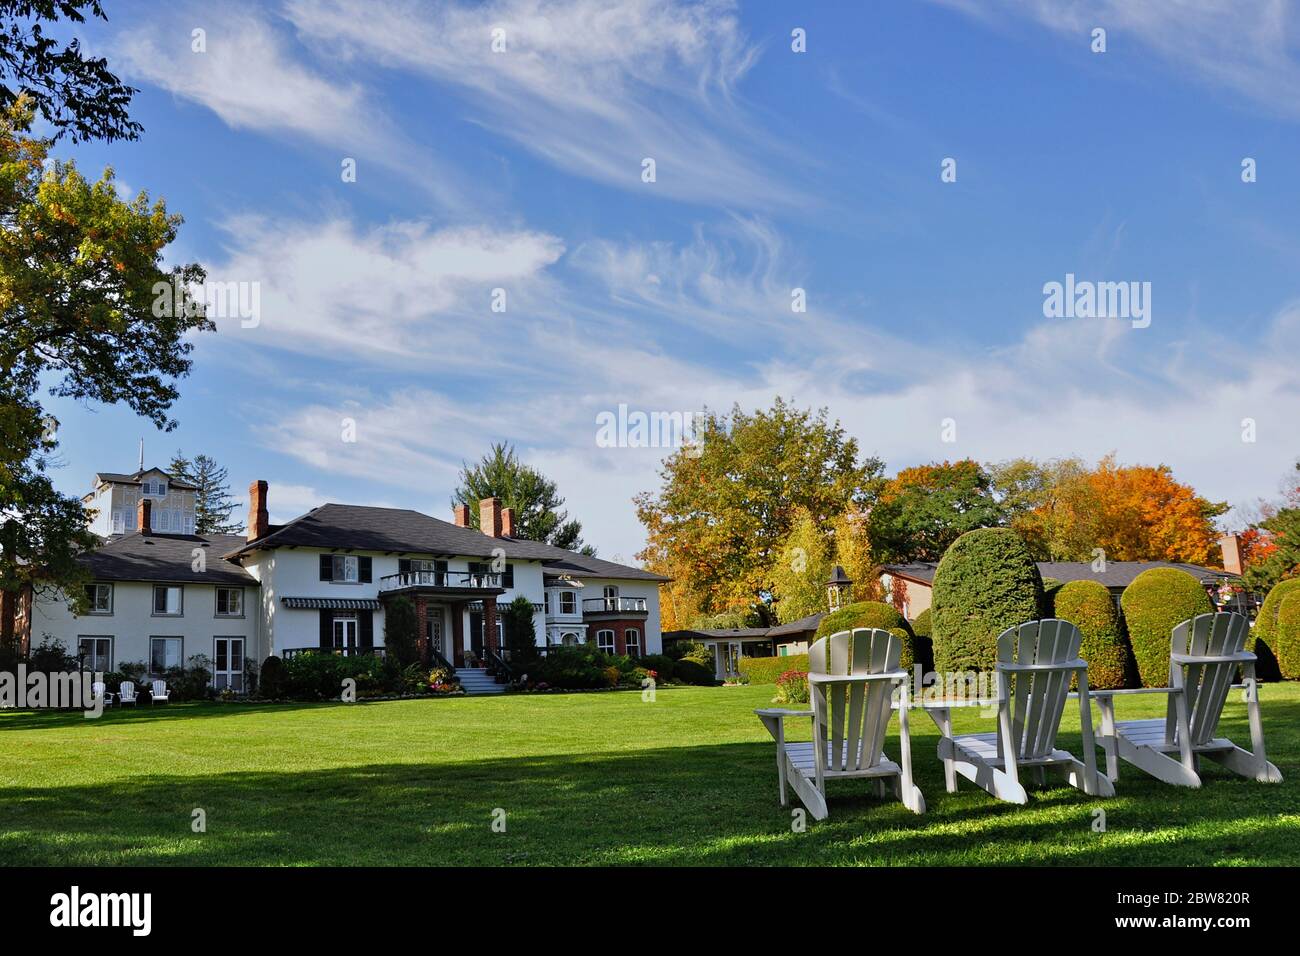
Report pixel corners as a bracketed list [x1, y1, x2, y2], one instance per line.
[215, 587, 244, 618]
[85, 583, 113, 615]
[150, 636, 183, 673]
[560, 591, 576, 615]
[111, 510, 125, 534]
[213, 637, 245, 692]
[625, 628, 641, 657]
[596, 629, 615, 653]
[156, 508, 170, 532]
[331, 555, 359, 583]
[78, 636, 113, 672]
[153, 585, 183, 616]
[332, 613, 358, 651]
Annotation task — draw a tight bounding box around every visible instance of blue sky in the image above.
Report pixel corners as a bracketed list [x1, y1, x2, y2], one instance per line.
[40, 0, 1300, 560]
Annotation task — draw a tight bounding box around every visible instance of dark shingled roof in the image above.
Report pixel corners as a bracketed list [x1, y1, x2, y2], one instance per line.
[82, 533, 257, 586]
[883, 560, 1236, 589]
[225, 504, 668, 582]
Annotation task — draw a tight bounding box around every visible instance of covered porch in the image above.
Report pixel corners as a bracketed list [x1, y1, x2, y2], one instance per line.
[378, 570, 506, 668]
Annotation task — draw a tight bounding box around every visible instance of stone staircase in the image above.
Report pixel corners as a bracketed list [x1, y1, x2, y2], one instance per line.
[456, 667, 506, 696]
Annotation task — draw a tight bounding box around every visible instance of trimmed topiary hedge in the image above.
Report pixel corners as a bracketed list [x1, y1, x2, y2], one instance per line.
[1051, 579, 1129, 689]
[739, 653, 810, 684]
[1252, 578, 1300, 680]
[814, 600, 926, 671]
[1275, 592, 1300, 680]
[911, 607, 931, 639]
[932, 528, 1044, 673]
[1041, 577, 1064, 617]
[1120, 568, 1213, 687]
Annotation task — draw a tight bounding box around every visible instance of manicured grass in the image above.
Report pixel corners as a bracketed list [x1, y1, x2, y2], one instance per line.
[2, 683, 1299, 865]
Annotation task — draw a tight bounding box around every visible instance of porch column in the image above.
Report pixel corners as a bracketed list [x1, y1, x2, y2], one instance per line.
[451, 602, 465, 668]
[413, 597, 429, 665]
[483, 596, 499, 655]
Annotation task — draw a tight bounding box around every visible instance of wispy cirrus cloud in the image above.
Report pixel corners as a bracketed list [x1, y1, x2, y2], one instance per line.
[112, 4, 473, 209]
[283, 0, 809, 208]
[934, 0, 1300, 120]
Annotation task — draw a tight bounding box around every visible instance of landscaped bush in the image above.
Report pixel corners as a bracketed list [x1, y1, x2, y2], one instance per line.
[537, 645, 609, 689]
[1051, 579, 1129, 689]
[772, 669, 809, 705]
[1275, 593, 1300, 680]
[382, 597, 420, 668]
[1252, 578, 1300, 680]
[259, 655, 286, 698]
[162, 654, 214, 701]
[639, 654, 675, 681]
[27, 637, 77, 672]
[813, 600, 926, 672]
[1041, 577, 1064, 617]
[672, 656, 716, 685]
[283, 652, 389, 700]
[911, 607, 931, 640]
[738, 653, 809, 684]
[1120, 568, 1213, 687]
[931, 528, 1044, 673]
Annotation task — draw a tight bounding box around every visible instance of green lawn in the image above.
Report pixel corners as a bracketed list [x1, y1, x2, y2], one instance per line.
[2, 682, 1298, 865]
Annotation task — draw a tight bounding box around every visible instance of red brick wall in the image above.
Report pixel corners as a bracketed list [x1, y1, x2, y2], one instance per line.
[589, 619, 645, 656]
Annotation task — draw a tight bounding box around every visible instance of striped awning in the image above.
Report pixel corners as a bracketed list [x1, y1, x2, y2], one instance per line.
[281, 597, 382, 610]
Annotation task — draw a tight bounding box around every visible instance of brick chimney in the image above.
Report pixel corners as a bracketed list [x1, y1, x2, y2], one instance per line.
[1219, 533, 1243, 576]
[501, 507, 516, 538]
[479, 497, 502, 537]
[453, 503, 470, 528]
[248, 480, 269, 542]
[137, 497, 152, 536]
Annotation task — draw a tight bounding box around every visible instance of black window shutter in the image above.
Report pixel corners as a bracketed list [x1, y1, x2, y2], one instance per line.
[435, 560, 447, 573]
[504, 564, 514, 588]
[398, 558, 411, 575]
[359, 556, 372, 583]
[319, 610, 332, 648]
[319, 555, 332, 581]
[359, 610, 373, 648]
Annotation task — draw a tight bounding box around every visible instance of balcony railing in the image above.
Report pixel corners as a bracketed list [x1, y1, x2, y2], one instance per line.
[379, 570, 502, 591]
[582, 597, 648, 613]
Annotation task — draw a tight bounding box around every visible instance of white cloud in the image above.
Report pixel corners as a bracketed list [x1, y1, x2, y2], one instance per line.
[934, 0, 1300, 120]
[112, 5, 469, 209]
[283, 0, 807, 207]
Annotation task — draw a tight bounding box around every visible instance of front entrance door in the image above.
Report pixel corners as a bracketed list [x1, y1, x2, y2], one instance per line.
[214, 637, 245, 692]
[426, 612, 444, 661]
[333, 615, 357, 654]
[468, 611, 484, 661]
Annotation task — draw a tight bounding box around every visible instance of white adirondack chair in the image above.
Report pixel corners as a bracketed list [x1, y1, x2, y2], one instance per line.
[930, 619, 1113, 804]
[150, 679, 170, 705]
[755, 627, 924, 821]
[1094, 612, 1282, 787]
[118, 681, 138, 706]
[91, 681, 112, 707]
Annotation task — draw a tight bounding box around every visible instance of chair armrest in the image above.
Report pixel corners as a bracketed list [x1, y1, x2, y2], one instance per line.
[753, 708, 813, 720]
[997, 659, 1087, 674]
[1171, 652, 1255, 665]
[808, 671, 908, 685]
[1090, 687, 1182, 698]
[919, 697, 1002, 709]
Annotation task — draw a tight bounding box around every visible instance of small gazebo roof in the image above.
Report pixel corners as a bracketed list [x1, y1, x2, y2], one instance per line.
[826, 565, 852, 586]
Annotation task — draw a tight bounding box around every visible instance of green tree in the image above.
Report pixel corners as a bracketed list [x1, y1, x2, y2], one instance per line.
[1242, 507, 1300, 593]
[1120, 568, 1213, 688]
[0, 100, 209, 649]
[168, 451, 239, 534]
[453, 442, 590, 553]
[0, 1, 141, 142]
[502, 595, 539, 670]
[768, 509, 831, 623]
[636, 398, 884, 616]
[869, 460, 1005, 562]
[382, 597, 419, 668]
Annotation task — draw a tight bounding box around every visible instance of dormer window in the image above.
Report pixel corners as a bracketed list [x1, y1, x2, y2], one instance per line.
[142, 479, 167, 497]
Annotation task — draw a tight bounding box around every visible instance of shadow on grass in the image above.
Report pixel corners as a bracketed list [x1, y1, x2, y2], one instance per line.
[0, 699, 445, 732]
[2, 698, 1297, 866]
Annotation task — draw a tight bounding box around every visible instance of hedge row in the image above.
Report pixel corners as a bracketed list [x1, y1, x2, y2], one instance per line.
[1254, 578, 1300, 679]
[1277, 593, 1300, 680]
[738, 653, 809, 684]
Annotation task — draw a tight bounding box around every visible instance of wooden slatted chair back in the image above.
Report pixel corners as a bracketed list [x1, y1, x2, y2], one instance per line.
[997, 619, 1084, 761]
[1166, 612, 1249, 747]
[808, 628, 902, 773]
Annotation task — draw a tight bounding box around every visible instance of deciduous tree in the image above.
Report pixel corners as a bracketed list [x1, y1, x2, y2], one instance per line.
[868, 459, 1004, 562]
